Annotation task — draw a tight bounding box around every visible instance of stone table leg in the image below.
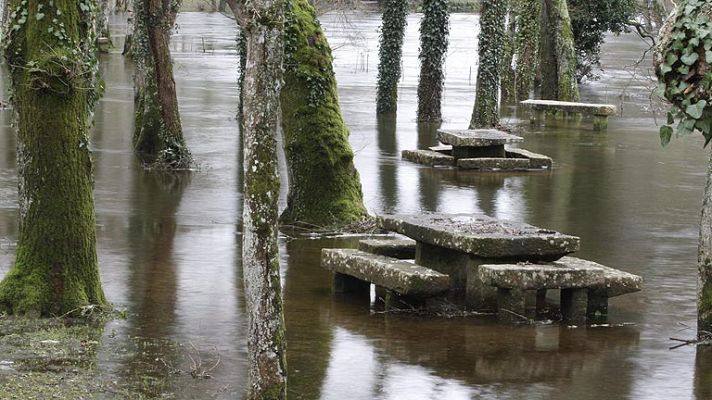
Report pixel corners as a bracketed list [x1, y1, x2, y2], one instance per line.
[587, 288, 608, 319]
[497, 288, 526, 323]
[333, 272, 370, 298]
[536, 289, 547, 313]
[561, 288, 588, 324]
[593, 115, 609, 131]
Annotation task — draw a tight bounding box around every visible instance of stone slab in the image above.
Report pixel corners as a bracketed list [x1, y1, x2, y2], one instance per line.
[377, 213, 580, 259]
[321, 249, 450, 296]
[457, 157, 531, 170]
[358, 238, 416, 259]
[557, 256, 642, 297]
[505, 147, 553, 169]
[437, 129, 524, 148]
[520, 99, 617, 116]
[402, 149, 455, 167]
[478, 261, 605, 290]
[428, 145, 452, 154]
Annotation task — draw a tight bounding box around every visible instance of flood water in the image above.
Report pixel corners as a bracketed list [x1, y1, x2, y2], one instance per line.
[1, 10, 711, 400]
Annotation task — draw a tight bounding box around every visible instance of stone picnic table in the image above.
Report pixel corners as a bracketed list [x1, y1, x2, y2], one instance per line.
[375, 213, 580, 309]
[437, 129, 524, 160]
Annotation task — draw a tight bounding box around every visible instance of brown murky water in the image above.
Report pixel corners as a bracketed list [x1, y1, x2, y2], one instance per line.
[1, 11, 711, 399]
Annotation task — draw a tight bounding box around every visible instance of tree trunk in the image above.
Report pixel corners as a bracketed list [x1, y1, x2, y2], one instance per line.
[470, 0, 507, 129]
[132, 0, 193, 169]
[500, 7, 517, 105]
[232, 0, 288, 396]
[417, 0, 449, 122]
[539, 0, 580, 101]
[514, 0, 540, 101]
[376, 0, 408, 114]
[0, 0, 106, 316]
[699, 151, 712, 334]
[280, 0, 367, 227]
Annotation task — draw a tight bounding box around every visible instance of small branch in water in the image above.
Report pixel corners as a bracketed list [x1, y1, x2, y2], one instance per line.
[669, 330, 712, 350]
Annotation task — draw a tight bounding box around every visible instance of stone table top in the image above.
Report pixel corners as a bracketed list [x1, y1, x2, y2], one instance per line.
[376, 213, 580, 259]
[437, 129, 524, 148]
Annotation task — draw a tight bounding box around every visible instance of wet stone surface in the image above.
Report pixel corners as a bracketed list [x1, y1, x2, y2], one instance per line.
[478, 261, 606, 290]
[358, 238, 416, 259]
[520, 99, 617, 116]
[377, 213, 580, 259]
[457, 157, 531, 170]
[321, 249, 450, 296]
[401, 149, 455, 166]
[437, 129, 524, 148]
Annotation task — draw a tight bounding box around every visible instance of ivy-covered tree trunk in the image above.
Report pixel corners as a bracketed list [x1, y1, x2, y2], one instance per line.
[230, 0, 288, 396]
[0, 0, 106, 316]
[500, 7, 516, 105]
[539, 0, 580, 101]
[97, 0, 111, 51]
[132, 0, 193, 169]
[417, 0, 449, 122]
[280, 0, 367, 227]
[470, 0, 507, 129]
[514, 0, 540, 101]
[655, 1, 712, 335]
[699, 151, 712, 333]
[376, 0, 408, 114]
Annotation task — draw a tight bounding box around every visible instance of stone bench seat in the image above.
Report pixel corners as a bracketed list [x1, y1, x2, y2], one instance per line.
[520, 99, 617, 130]
[321, 249, 450, 297]
[479, 256, 642, 324]
[358, 238, 416, 259]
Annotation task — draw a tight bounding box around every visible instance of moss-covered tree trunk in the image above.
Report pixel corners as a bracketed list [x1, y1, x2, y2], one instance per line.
[376, 0, 408, 114]
[699, 151, 712, 333]
[97, 0, 111, 52]
[514, 0, 541, 101]
[0, 0, 106, 316]
[132, 0, 193, 169]
[417, 0, 449, 122]
[279, 0, 367, 228]
[539, 0, 580, 101]
[230, 0, 288, 396]
[470, 0, 507, 128]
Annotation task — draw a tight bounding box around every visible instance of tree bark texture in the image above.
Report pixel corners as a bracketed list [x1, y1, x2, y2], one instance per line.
[699, 152, 712, 333]
[236, 0, 288, 396]
[417, 0, 449, 122]
[132, 0, 193, 169]
[0, 0, 106, 315]
[470, 0, 507, 129]
[500, 8, 516, 105]
[97, 0, 111, 43]
[376, 0, 408, 113]
[280, 0, 367, 227]
[539, 0, 580, 101]
[514, 0, 540, 101]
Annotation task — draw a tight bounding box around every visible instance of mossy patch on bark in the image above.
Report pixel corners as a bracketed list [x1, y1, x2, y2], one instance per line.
[280, 0, 367, 228]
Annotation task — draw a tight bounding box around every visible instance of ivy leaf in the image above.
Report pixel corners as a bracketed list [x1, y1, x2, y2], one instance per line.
[667, 111, 675, 125]
[660, 125, 673, 147]
[681, 52, 699, 65]
[35, 12, 44, 20]
[686, 100, 707, 119]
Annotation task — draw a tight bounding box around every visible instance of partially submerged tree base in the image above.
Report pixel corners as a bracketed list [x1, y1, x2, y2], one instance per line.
[280, 0, 367, 228]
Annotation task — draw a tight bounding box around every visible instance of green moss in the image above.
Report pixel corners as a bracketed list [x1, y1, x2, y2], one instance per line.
[280, 0, 367, 228]
[514, 0, 541, 101]
[0, 0, 106, 317]
[539, 0, 580, 102]
[699, 266, 712, 331]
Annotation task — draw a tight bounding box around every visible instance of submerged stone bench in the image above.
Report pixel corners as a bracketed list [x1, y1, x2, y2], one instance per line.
[437, 129, 523, 159]
[520, 99, 617, 131]
[479, 256, 642, 324]
[321, 249, 450, 298]
[402, 149, 455, 167]
[358, 238, 416, 259]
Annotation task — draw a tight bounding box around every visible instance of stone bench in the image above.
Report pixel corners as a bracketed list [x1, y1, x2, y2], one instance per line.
[520, 99, 617, 131]
[321, 249, 450, 299]
[358, 238, 416, 259]
[479, 256, 641, 324]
